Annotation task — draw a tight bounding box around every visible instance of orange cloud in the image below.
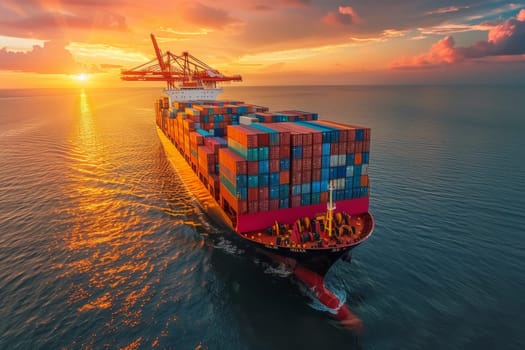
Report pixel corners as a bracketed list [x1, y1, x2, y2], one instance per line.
[392, 9, 525, 68]
[391, 36, 464, 68]
[0, 40, 80, 73]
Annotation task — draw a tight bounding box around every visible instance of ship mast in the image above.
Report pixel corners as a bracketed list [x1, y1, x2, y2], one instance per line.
[326, 180, 336, 237]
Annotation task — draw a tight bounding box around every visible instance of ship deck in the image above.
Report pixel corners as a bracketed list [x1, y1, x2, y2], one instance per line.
[239, 211, 374, 252]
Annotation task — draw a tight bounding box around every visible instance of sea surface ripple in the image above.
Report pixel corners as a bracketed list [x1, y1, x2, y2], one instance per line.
[1, 86, 524, 349]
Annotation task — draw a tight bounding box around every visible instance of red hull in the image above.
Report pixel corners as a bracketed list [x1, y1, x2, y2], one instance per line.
[236, 197, 369, 233]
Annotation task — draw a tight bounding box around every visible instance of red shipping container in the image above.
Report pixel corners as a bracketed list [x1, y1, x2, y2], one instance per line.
[302, 171, 312, 183]
[259, 200, 269, 212]
[302, 158, 312, 172]
[302, 145, 313, 158]
[280, 132, 291, 145]
[257, 133, 270, 147]
[312, 169, 321, 182]
[291, 133, 302, 146]
[248, 188, 259, 201]
[312, 131, 323, 144]
[312, 156, 322, 169]
[269, 159, 280, 173]
[338, 141, 347, 155]
[247, 161, 259, 175]
[291, 170, 302, 185]
[312, 143, 322, 157]
[269, 199, 279, 211]
[355, 141, 363, 153]
[347, 141, 355, 153]
[338, 129, 348, 143]
[302, 133, 313, 145]
[248, 201, 259, 213]
[238, 200, 248, 215]
[364, 128, 371, 141]
[259, 187, 269, 201]
[279, 145, 290, 158]
[363, 140, 371, 152]
[291, 159, 302, 170]
[269, 146, 280, 160]
[291, 195, 301, 208]
[331, 143, 339, 155]
[320, 192, 328, 203]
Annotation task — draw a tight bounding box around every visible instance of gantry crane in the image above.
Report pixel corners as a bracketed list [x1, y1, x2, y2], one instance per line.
[121, 34, 242, 89]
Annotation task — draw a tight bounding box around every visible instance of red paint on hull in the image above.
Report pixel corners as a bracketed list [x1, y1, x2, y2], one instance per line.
[236, 197, 369, 233]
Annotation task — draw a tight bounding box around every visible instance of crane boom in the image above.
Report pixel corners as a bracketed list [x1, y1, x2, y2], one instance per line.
[121, 34, 242, 91]
[150, 34, 166, 72]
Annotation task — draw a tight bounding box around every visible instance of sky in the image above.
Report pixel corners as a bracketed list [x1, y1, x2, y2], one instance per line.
[0, 0, 524, 88]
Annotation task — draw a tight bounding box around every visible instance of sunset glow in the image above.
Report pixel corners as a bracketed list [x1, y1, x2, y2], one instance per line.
[76, 73, 88, 82]
[0, 1, 524, 87]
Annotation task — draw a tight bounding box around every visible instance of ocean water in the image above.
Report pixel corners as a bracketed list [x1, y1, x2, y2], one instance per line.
[0, 85, 524, 349]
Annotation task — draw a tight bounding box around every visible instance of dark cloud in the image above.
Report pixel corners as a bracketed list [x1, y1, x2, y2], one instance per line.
[454, 12, 525, 59]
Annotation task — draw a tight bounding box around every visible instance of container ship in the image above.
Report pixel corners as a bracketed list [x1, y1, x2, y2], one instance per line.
[122, 35, 374, 329]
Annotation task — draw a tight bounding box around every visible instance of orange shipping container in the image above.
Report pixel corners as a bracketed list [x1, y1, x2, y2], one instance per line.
[279, 171, 290, 185]
[354, 152, 362, 165]
[360, 174, 369, 187]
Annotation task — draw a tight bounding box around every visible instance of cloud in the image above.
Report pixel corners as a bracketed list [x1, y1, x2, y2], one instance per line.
[322, 6, 362, 26]
[426, 6, 470, 15]
[0, 0, 127, 38]
[251, 0, 311, 11]
[392, 9, 525, 68]
[177, 2, 242, 30]
[519, 9, 525, 21]
[0, 40, 80, 73]
[418, 23, 492, 36]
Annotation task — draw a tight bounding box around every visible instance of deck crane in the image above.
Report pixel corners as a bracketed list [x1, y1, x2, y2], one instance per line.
[121, 34, 242, 91]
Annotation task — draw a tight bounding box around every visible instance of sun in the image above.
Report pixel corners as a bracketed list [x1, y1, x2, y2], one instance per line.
[76, 73, 88, 82]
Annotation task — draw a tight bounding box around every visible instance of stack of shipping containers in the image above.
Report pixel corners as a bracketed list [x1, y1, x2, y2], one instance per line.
[155, 97, 370, 224]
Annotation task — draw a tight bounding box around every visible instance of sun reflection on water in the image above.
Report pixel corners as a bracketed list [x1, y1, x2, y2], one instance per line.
[46, 89, 215, 348]
[59, 90, 161, 329]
